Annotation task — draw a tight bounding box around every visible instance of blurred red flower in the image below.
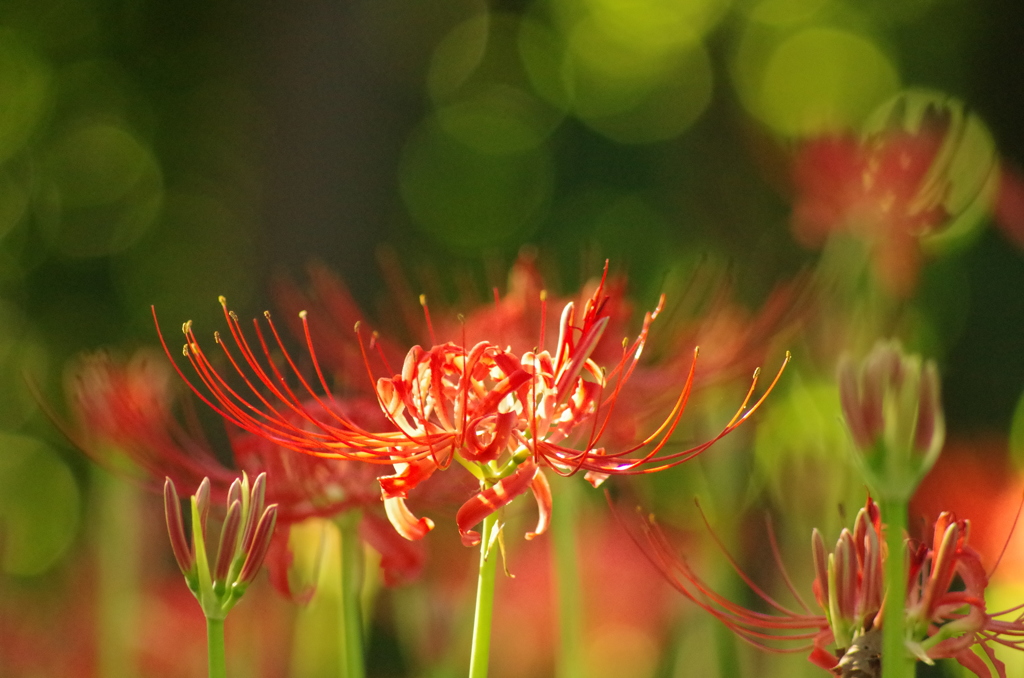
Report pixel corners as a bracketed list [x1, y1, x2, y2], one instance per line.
[627, 496, 1024, 677]
[791, 103, 958, 296]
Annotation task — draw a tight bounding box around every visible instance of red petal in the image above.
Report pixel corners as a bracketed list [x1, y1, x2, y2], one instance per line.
[526, 469, 552, 540]
[456, 460, 539, 547]
[383, 494, 435, 541]
[359, 512, 426, 586]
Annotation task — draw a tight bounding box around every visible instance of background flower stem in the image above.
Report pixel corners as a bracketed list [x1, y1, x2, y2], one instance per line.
[94, 468, 141, 678]
[468, 511, 499, 678]
[551, 475, 584, 678]
[338, 511, 366, 678]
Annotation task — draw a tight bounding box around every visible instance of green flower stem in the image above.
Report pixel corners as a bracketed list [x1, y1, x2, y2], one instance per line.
[551, 476, 583, 678]
[881, 497, 911, 678]
[94, 468, 141, 678]
[713, 614, 741, 678]
[468, 512, 500, 678]
[338, 512, 366, 678]
[206, 616, 227, 678]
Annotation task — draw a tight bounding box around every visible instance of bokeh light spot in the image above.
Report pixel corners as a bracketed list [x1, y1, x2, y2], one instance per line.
[579, 41, 713, 144]
[559, 18, 713, 142]
[0, 432, 80, 576]
[36, 123, 163, 257]
[429, 13, 564, 154]
[0, 29, 51, 165]
[581, 0, 730, 47]
[753, 27, 900, 137]
[0, 300, 49, 430]
[399, 117, 553, 252]
[0, 168, 30, 242]
[745, 0, 831, 26]
[114, 191, 258, 333]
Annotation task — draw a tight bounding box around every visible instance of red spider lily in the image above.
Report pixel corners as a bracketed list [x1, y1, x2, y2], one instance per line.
[791, 101, 959, 295]
[59, 349, 427, 590]
[157, 263, 788, 547]
[62, 349, 238, 492]
[627, 497, 1024, 678]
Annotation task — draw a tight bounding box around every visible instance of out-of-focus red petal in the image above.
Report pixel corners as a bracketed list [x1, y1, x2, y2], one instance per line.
[953, 644, 995, 678]
[264, 526, 318, 605]
[359, 512, 426, 586]
[808, 639, 839, 671]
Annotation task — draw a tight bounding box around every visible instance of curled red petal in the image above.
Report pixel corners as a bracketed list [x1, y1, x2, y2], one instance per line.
[456, 460, 539, 547]
[463, 411, 517, 463]
[526, 468, 552, 540]
[383, 494, 434, 541]
[378, 458, 437, 499]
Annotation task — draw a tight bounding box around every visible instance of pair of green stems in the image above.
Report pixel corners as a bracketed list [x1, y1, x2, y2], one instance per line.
[204, 510, 365, 678]
[203, 480, 583, 678]
[468, 475, 585, 678]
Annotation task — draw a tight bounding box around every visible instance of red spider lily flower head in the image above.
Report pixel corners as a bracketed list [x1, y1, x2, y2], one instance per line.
[158, 263, 788, 547]
[626, 496, 1024, 678]
[791, 92, 997, 296]
[62, 349, 237, 490]
[838, 340, 945, 502]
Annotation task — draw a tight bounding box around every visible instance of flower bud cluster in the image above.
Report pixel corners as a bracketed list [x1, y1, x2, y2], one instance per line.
[811, 501, 883, 654]
[164, 472, 278, 620]
[837, 340, 945, 501]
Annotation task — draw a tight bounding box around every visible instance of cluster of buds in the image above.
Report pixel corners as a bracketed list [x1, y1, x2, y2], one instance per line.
[837, 340, 945, 501]
[812, 500, 1006, 677]
[630, 496, 1024, 678]
[810, 501, 883, 674]
[163, 472, 278, 619]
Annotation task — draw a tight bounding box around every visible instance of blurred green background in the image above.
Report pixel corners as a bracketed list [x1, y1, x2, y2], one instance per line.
[1, 0, 1023, 675]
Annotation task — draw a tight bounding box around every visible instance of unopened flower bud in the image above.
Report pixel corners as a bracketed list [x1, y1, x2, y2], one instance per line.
[163, 472, 278, 620]
[837, 340, 945, 501]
